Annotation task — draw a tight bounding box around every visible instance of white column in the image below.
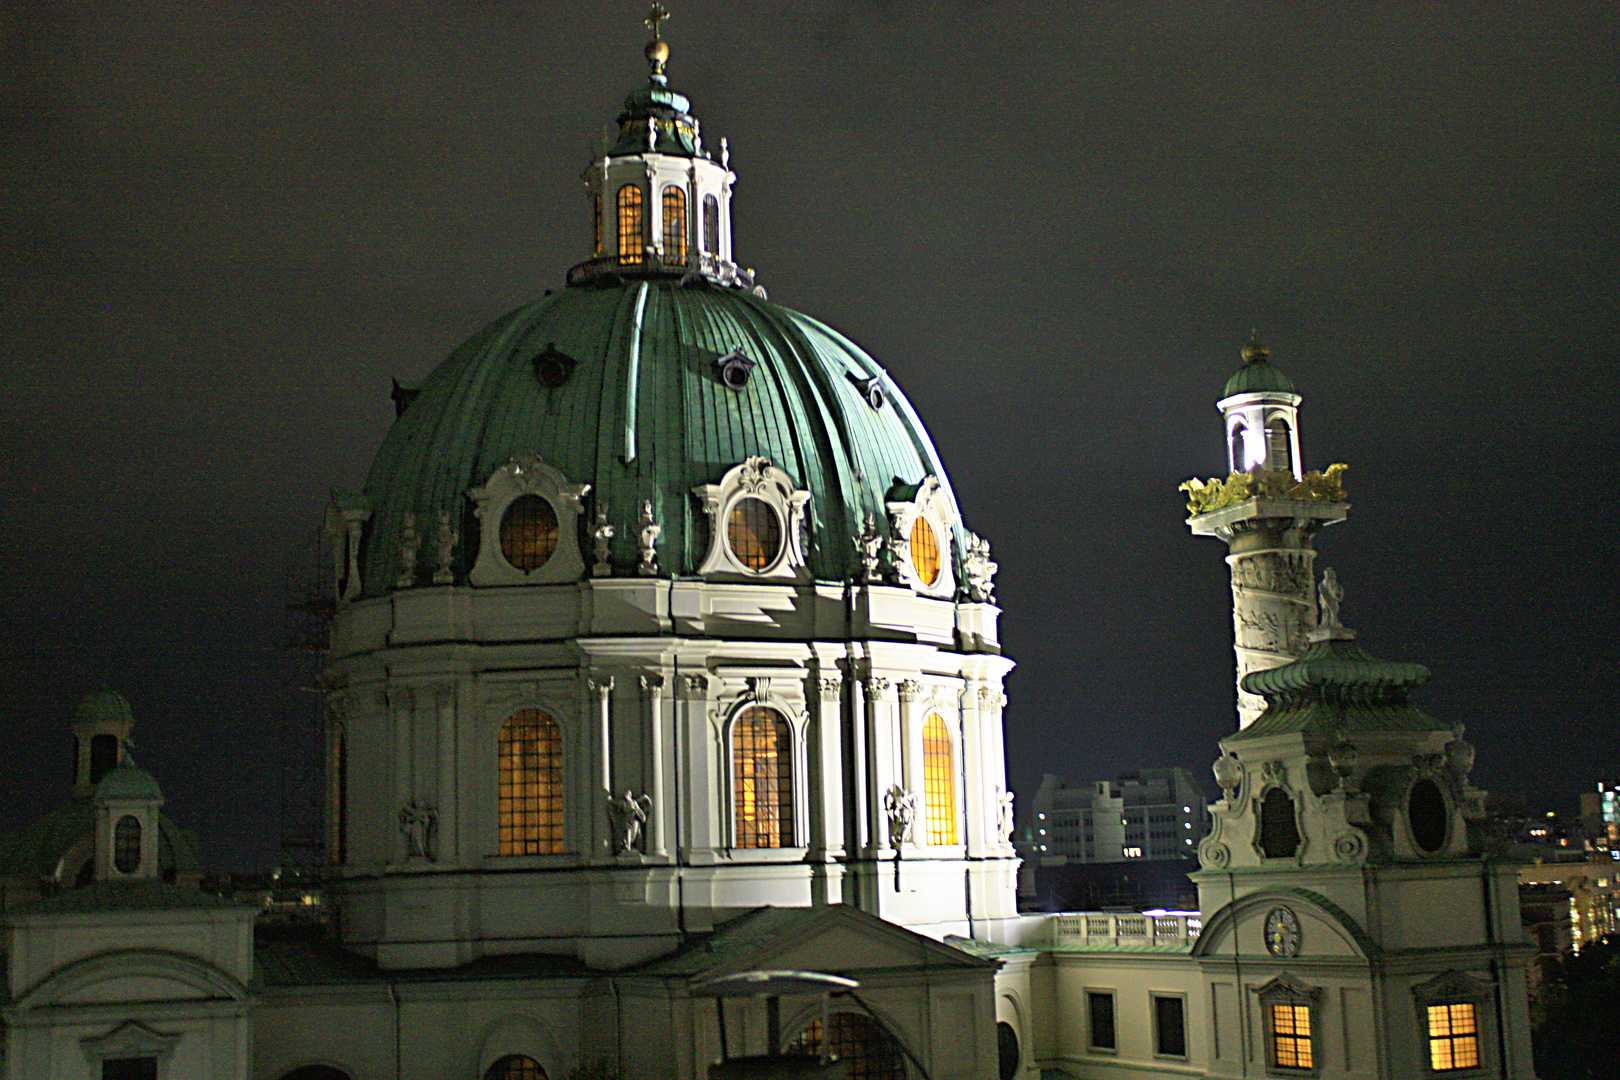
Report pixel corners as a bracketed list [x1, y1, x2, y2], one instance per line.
[642, 673, 666, 857]
[588, 674, 614, 859]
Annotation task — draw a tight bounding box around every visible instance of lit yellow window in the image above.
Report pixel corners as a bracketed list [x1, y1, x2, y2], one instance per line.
[498, 710, 563, 855]
[485, 1055, 548, 1080]
[616, 184, 643, 264]
[1270, 1003, 1314, 1069]
[727, 497, 781, 571]
[662, 186, 687, 263]
[499, 495, 558, 571]
[1427, 1003, 1480, 1071]
[733, 707, 793, 848]
[923, 712, 957, 845]
[910, 516, 940, 585]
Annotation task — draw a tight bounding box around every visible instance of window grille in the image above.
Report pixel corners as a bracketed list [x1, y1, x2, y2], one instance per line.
[499, 495, 559, 571]
[498, 710, 564, 855]
[910, 517, 941, 585]
[726, 497, 781, 571]
[1427, 1003, 1481, 1071]
[1267, 419, 1292, 471]
[616, 184, 643, 264]
[732, 707, 794, 848]
[1270, 1003, 1314, 1069]
[485, 1056, 548, 1080]
[113, 815, 141, 873]
[662, 186, 687, 263]
[922, 712, 957, 844]
[787, 1014, 905, 1080]
[703, 194, 719, 254]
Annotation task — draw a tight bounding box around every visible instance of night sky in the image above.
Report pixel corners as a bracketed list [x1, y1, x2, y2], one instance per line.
[3, 3, 1616, 871]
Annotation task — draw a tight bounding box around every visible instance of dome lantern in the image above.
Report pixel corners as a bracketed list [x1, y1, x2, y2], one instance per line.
[570, 6, 753, 290]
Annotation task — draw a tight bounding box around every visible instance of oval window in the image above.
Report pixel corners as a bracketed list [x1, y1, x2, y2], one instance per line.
[727, 497, 781, 571]
[910, 516, 941, 586]
[1408, 778, 1449, 854]
[499, 495, 559, 572]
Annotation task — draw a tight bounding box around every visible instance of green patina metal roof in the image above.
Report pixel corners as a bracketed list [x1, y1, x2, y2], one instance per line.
[1222, 338, 1297, 397]
[95, 763, 164, 802]
[360, 280, 961, 596]
[611, 78, 706, 157]
[74, 690, 133, 729]
[1229, 635, 1446, 741]
[0, 800, 201, 880]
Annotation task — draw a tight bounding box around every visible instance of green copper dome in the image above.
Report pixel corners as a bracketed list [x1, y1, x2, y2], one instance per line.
[95, 762, 164, 802]
[1222, 337, 1297, 397]
[75, 690, 134, 729]
[358, 280, 961, 596]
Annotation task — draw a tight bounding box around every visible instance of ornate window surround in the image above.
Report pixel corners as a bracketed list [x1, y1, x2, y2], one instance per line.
[81, 1020, 181, 1072]
[1411, 970, 1493, 1077]
[467, 452, 591, 586]
[717, 691, 807, 855]
[692, 457, 812, 580]
[1252, 763, 1307, 863]
[1256, 972, 1322, 1076]
[1398, 767, 1460, 859]
[886, 475, 956, 598]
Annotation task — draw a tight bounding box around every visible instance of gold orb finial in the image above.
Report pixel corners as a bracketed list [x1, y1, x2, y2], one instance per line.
[643, 4, 671, 76]
[1241, 329, 1270, 364]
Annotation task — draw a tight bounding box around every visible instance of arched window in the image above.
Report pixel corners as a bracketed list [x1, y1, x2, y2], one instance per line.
[1229, 424, 1247, 473]
[485, 1056, 547, 1080]
[787, 1013, 906, 1079]
[923, 712, 957, 845]
[733, 707, 794, 848]
[278, 1068, 353, 1080]
[499, 495, 559, 572]
[1266, 419, 1292, 472]
[702, 193, 720, 255]
[909, 517, 941, 586]
[616, 184, 643, 264]
[498, 710, 564, 855]
[662, 186, 687, 263]
[114, 815, 141, 873]
[90, 733, 119, 785]
[1257, 788, 1300, 859]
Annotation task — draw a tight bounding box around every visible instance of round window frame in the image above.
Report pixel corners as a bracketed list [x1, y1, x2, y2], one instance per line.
[909, 515, 942, 586]
[498, 494, 561, 573]
[725, 495, 785, 573]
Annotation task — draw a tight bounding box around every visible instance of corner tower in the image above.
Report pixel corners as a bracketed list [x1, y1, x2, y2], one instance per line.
[322, 18, 1018, 971]
[1180, 337, 1349, 728]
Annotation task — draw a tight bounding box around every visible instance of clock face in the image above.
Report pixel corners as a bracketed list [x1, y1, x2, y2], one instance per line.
[1264, 907, 1301, 958]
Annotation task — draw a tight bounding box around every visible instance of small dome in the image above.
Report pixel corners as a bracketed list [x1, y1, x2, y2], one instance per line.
[1223, 337, 1297, 397]
[361, 281, 961, 596]
[94, 762, 163, 803]
[74, 690, 134, 729]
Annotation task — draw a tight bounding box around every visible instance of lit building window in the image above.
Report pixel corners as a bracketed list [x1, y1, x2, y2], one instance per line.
[113, 815, 141, 873]
[498, 710, 564, 855]
[1270, 1003, 1314, 1070]
[662, 186, 687, 263]
[616, 184, 643, 264]
[787, 1013, 905, 1079]
[702, 194, 719, 254]
[499, 495, 559, 571]
[1427, 1003, 1481, 1071]
[910, 517, 940, 585]
[923, 712, 957, 845]
[485, 1055, 548, 1080]
[733, 707, 794, 848]
[726, 497, 781, 571]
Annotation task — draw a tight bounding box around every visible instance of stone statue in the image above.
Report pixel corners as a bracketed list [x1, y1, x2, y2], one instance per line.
[592, 503, 615, 577]
[433, 510, 457, 585]
[855, 512, 883, 583]
[398, 801, 438, 860]
[606, 790, 652, 855]
[1318, 567, 1344, 629]
[996, 788, 1016, 843]
[637, 500, 661, 576]
[720, 136, 730, 169]
[883, 785, 916, 847]
[963, 532, 998, 603]
[395, 512, 419, 588]
[646, 115, 658, 152]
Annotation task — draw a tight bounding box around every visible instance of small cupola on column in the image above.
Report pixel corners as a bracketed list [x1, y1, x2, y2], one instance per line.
[1217, 334, 1303, 478]
[92, 759, 164, 882]
[570, 5, 755, 290]
[71, 690, 136, 798]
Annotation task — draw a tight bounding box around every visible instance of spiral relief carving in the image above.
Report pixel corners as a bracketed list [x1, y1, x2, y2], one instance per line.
[1333, 831, 1367, 862]
[1201, 842, 1231, 869]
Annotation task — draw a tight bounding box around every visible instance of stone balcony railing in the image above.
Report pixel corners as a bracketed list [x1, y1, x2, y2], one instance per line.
[1048, 911, 1202, 950]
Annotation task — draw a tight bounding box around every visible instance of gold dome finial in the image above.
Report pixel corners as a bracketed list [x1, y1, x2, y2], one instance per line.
[1241, 328, 1270, 364]
[644, 4, 671, 77]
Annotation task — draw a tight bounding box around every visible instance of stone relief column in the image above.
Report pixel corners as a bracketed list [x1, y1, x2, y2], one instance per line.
[587, 673, 614, 860]
[679, 673, 712, 856]
[1226, 524, 1318, 728]
[864, 676, 894, 856]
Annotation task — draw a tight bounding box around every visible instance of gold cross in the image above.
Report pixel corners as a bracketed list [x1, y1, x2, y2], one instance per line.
[644, 4, 670, 40]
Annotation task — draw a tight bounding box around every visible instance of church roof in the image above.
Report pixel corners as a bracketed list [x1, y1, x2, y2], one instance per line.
[1228, 635, 1446, 741]
[74, 690, 134, 729]
[0, 800, 201, 881]
[359, 281, 961, 593]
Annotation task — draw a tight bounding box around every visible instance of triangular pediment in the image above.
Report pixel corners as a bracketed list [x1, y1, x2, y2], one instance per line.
[82, 1019, 180, 1059]
[1412, 968, 1493, 1003]
[641, 905, 995, 984]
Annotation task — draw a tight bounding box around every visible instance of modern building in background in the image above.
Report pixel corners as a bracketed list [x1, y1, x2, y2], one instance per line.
[1031, 769, 1210, 863]
[0, 15, 1545, 1080]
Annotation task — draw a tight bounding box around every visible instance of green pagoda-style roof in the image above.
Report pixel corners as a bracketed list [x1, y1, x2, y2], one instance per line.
[1228, 635, 1446, 741]
[359, 280, 962, 596]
